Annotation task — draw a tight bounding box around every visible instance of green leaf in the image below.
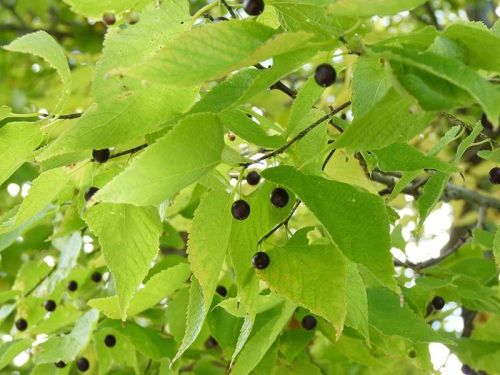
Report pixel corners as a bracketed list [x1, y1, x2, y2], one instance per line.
[454, 338, 500, 374]
[351, 56, 391, 118]
[62, 0, 153, 17]
[94, 113, 224, 206]
[262, 166, 396, 289]
[123, 20, 313, 86]
[231, 301, 296, 375]
[329, 0, 427, 16]
[477, 148, 500, 162]
[367, 288, 451, 344]
[0, 122, 42, 186]
[417, 172, 449, 225]
[88, 263, 190, 319]
[4, 31, 71, 115]
[345, 262, 370, 344]
[35, 309, 99, 364]
[0, 105, 11, 121]
[494, 227, 500, 269]
[0, 339, 32, 370]
[287, 77, 324, 136]
[335, 89, 435, 151]
[372, 46, 500, 125]
[256, 244, 346, 334]
[85, 203, 162, 320]
[372, 143, 459, 173]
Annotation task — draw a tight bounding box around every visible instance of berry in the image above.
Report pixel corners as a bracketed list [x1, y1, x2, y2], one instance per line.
[44, 300, 57, 312]
[489, 167, 500, 184]
[15, 318, 28, 331]
[85, 187, 99, 201]
[216, 285, 227, 297]
[55, 361, 66, 368]
[76, 357, 90, 372]
[314, 64, 337, 87]
[102, 13, 116, 26]
[301, 315, 317, 330]
[270, 188, 289, 208]
[104, 334, 116, 347]
[213, 17, 228, 22]
[67, 280, 78, 292]
[92, 148, 110, 163]
[408, 350, 417, 358]
[231, 200, 250, 220]
[462, 364, 472, 375]
[227, 132, 236, 141]
[480, 114, 493, 131]
[91, 272, 102, 283]
[432, 296, 445, 310]
[244, 0, 265, 16]
[126, 11, 140, 25]
[246, 171, 261, 186]
[252, 252, 270, 269]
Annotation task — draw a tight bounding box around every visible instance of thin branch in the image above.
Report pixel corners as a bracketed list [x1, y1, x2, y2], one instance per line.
[371, 171, 500, 210]
[439, 112, 498, 147]
[322, 149, 336, 171]
[108, 144, 147, 160]
[423, 1, 442, 30]
[220, 0, 237, 19]
[258, 199, 301, 246]
[255, 101, 352, 163]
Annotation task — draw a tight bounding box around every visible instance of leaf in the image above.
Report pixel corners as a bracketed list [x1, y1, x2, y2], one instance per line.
[34, 309, 99, 364]
[262, 166, 396, 289]
[335, 88, 435, 151]
[330, 0, 427, 16]
[454, 338, 500, 375]
[88, 263, 191, 319]
[287, 77, 324, 136]
[367, 288, 451, 344]
[231, 301, 296, 375]
[94, 113, 224, 206]
[62, 0, 153, 17]
[0, 339, 32, 370]
[351, 56, 391, 118]
[417, 172, 449, 225]
[345, 262, 370, 344]
[0, 122, 42, 186]
[4, 31, 71, 115]
[372, 46, 500, 125]
[494, 227, 500, 270]
[256, 244, 346, 334]
[372, 143, 459, 173]
[477, 148, 500, 162]
[0, 105, 11, 121]
[124, 20, 313, 86]
[85, 203, 162, 320]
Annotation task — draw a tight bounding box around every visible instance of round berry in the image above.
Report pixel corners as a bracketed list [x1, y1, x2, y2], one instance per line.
[252, 252, 270, 269]
[55, 361, 66, 368]
[480, 113, 493, 131]
[126, 11, 140, 25]
[44, 300, 57, 312]
[270, 188, 289, 208]
[461, 364, 472, 375]
[67, 280, 78, 292]
[104, 334, 116, 347]
[227, 132, 236, 141]
[301, 315, 317, 330]
[314, 64, 337, 87]
[432, 296, 445, 310]
[15, 318, 28, 331]
[92, 148, 110, 163]
[91, 272, 102, 283]
[76, 357, 90, 372]
[85, 187, 99, 202]
[489, 167, 500, 184]
[102, 13, 116, 26]
[216, 285, 227, 297]
[244, 0, 265, 16]
[231, 200, 250, 220]
[246, 171, 261, 186]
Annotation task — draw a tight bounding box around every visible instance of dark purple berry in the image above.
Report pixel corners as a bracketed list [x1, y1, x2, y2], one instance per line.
[489, 167, 500, 184]
[67, 280, 78, 292]
[92, 149, 110, 163]
[270, 188, 289, 208]
[462, 364, 472, 375]
[432, 296, 445, 310]
[244, 0, 265, 16]
[55, 361, 66, 368]
[91, 272, 102, 283]
[44, 300, 56, 312]
[102, 13, 116, 26]
[314, 64, 337, 87]
[246, 171, 261, 186]
[301, 315, 317, 330]
[216, 285, 227, 297]
[252, 252, 270, 269]
[85, 187, 99, 202]
[231, 200, 250, 220]
[76, 357, 90, 372]
[104, 334, 116, 347]
[15, 318, 28, 331]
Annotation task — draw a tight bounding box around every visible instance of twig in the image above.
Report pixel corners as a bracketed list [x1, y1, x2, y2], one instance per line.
[322, 149, 336, 171]
[220, 0, 238, 19]
[108, 144, 147, 160]
[255, 101, 352, 162]
[423, 1, 442, 30]
[439, 112, 498, 147]
[258, 199, 301, 246]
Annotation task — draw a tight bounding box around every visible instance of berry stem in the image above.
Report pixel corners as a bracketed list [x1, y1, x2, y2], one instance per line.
[258, 199, 301, 247]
